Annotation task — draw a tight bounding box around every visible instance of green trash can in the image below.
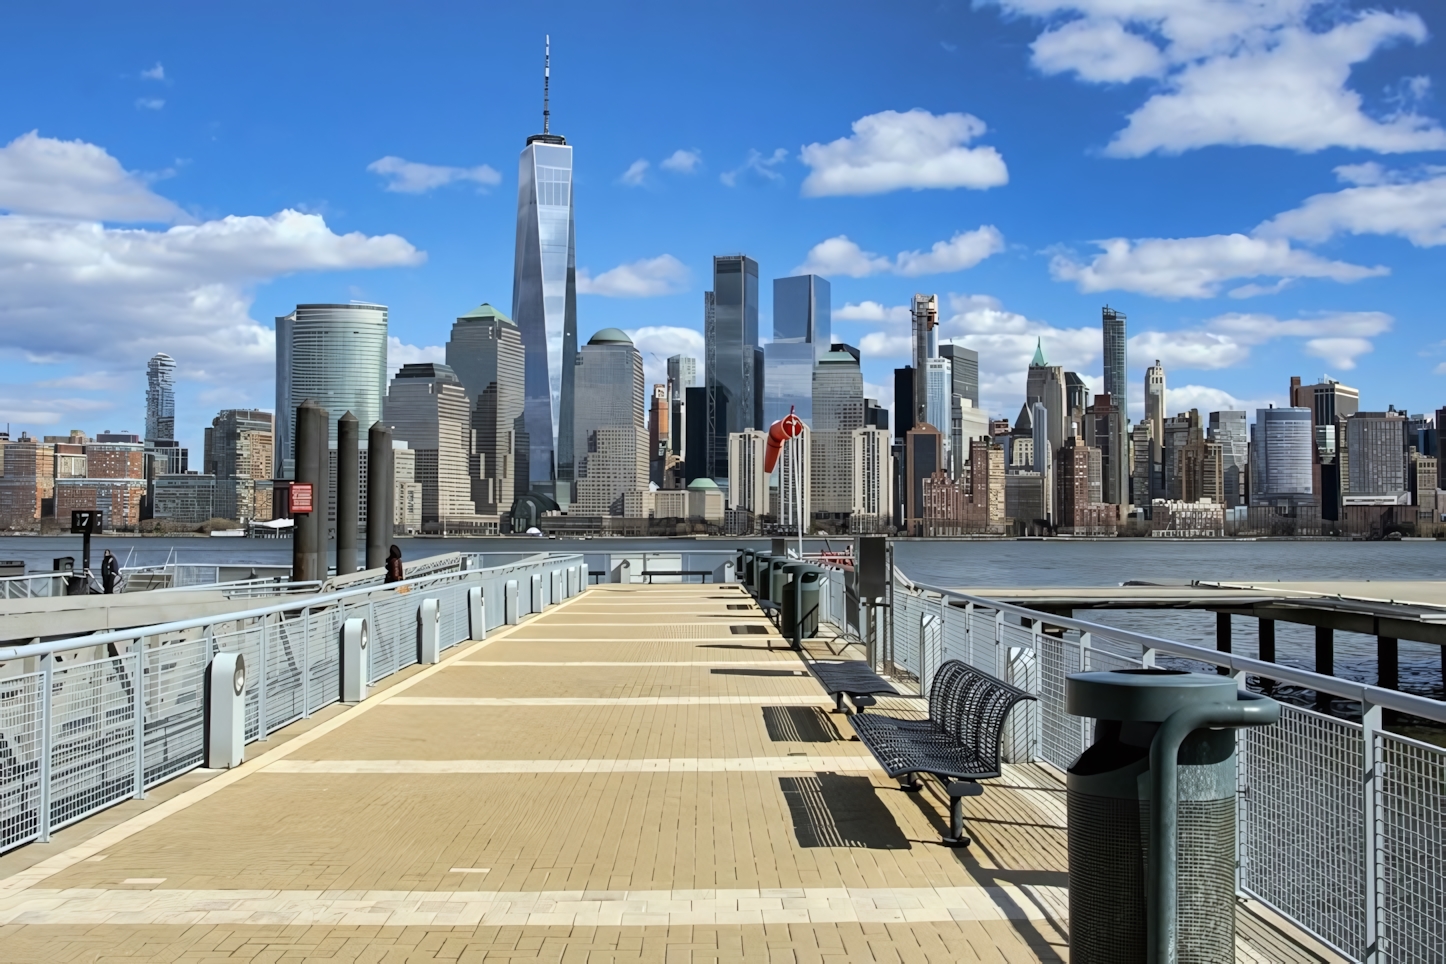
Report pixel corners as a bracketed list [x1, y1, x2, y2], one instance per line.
[768, 556, 790, 605]
[752, 552, 771, 598]
[780, 562, 824, 647]
[741, 549, 756, 590]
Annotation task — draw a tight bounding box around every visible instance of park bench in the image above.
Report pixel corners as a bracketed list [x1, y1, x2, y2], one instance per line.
[849, 659, 1034, 847]
[807, 660, 902, 713]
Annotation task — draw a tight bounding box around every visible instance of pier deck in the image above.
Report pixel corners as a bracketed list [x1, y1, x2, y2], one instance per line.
[0, 584, 1334, 962]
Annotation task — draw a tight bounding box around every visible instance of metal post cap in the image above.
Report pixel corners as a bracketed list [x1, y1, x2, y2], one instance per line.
[1065, 668, 1240, 722]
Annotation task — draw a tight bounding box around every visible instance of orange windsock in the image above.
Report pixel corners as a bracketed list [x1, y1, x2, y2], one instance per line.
[763, 410, 806, 473]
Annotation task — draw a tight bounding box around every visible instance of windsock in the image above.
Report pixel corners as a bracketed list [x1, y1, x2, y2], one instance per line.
[763, 410, 806, 474]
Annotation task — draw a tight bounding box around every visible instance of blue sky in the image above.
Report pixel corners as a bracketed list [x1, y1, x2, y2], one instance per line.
[1, 0, 1443, 457]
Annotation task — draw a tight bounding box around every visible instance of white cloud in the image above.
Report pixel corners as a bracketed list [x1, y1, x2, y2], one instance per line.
[1256, 167, 1446, 247]
[1304, 337, 1374, 370]
[624, 325, 705, 389]
[0, 131, 187, 222]
[988, 1, 1446, 156]
[1164, 385, 1277, 418]
[140, 63, 165, 81]
[795, 226, 1004, 278]
[366, 156, 501, 194]
[799, 109, 1007, 197]
[835, 301, 911, 324]
[135, 98, 165, 111]
[1050, 234, 1386, 299]
[659, 149, 701, 174]
[720, 148, 788, 187]
[0, 135, 424, 446]
[1127, 329, 1249, 371]
[577, 254, 690, 298]
[385, 337, 444, 380]
[620, 159, 649, 186]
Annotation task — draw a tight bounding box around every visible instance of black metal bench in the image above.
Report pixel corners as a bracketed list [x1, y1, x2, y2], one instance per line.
[849, 659, 1034, 847]
[807, 660, 901, 714]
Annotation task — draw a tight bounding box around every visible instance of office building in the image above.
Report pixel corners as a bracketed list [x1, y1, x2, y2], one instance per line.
[1208, 411, 1248, 507]
[1130, 420, 1154, 509]
[864, 398, 889, 432]
[648, 384, 669, 485]
[0, 439, 53, 528]
[904, 423, 944, 535]
[1145, 359, 1167, 495]
[851, 427, 892, 532]
[152, 474, 216, 525]
[893, 367, 915, 440]
[1161, 411, 1197, 500]
[384, 363, 478, 527]
[204, 410, 274, 483]
[776, 421, 810, 534]
[446, 304, 525, 516]
[393, 444, 422, 534]
[145, 353, 177, 443]
[910, 294, 938, 428]
[572, 329, 646, 516]
[1056, 436, 1116, 534]
[1026, 340, 1067, 460]
[952, 397, 990, 478]
[938, 344, 979, 408]
[667, 355, 698, 397]
[511, 39, 578, 497]
[1084, 393, 1129, 506]
[1101, 306, 1127, 407]
[727, 429, 768, 516]
[968, 438, 1006, 528]
[764, 274, 830, 427]
[666, 354, 697, 459]
[1251, 407, 1314, 506]
[1290, 376, 1360, 427]
[924, 357, 952, 447]
[1006, 472, 1047, 533]
[1065, 372, 1089, 435]
[1180, 431, 1225, 504]
[275, 303, 388, 476]
[1347, 410, 1409, 498]
[810, 346, 864, 525]
[704, 255, 762, 481]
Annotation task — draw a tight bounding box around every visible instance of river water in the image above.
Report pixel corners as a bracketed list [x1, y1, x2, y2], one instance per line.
[5, 534, 1442, 702]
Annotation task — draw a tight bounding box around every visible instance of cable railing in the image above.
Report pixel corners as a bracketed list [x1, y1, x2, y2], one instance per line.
[890, 576, 1445, 964]
[0, 552, 584, 857]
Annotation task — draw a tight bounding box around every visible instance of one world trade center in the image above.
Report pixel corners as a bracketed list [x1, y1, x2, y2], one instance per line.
[511, 35, 578, 503]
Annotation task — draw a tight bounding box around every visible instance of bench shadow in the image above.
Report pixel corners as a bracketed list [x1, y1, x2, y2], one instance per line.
[697, 643, 779, 651]
[713, 668, 807, 678]
[763, 705, 842, 742]
[779, 773, 910, 849]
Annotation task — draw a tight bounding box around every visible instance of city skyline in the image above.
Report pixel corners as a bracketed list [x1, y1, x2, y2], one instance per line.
[1, 2, 1444, 457]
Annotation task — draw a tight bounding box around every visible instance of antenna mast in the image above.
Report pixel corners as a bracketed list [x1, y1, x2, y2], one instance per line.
[543, 35, 551, 135]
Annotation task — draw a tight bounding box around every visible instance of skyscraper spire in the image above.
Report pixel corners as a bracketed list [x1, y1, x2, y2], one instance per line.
[543, 35, 551, 135]
[1031, 337, 1046, 367]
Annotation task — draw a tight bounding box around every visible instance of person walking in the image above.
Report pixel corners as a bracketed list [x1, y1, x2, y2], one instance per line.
[384, 544, 404, 583]
[101, 549, 121, 594]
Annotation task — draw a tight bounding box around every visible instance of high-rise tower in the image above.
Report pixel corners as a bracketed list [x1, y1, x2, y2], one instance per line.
[1101, 306, 1127, 406]
[511, 35, 578, 502]
[910, 294, 938, 429]
[145, 353, 177, 443]
[704, 254, 761, 481]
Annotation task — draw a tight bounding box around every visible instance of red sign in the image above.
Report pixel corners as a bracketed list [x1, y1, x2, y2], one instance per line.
[289, 482, 314, 514]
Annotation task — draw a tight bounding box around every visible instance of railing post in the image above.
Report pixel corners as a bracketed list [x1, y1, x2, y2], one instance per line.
[257, 616, 269, 740]
[133, 641, 145, 798]
[1142, 646, 1157, 668]
[1362, 700, 1383, 964]
[1029, 618, 1044, 759]
[993, 609, 1006, 679]
[38, 651, 53, 842]
[301, 606, 311, 716]
[963, 601, 974, 662]
[1079, 631, 1092, 749]
[1233, 668, 1249, 898]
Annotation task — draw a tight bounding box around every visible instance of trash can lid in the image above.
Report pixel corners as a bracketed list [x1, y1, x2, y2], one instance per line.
[1066, 669, 1240, 722]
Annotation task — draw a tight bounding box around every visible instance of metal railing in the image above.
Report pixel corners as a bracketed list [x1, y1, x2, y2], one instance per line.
[0, 552, 583, 857]
[889, 575, 1445, 964]
[0, 571, 69, 599]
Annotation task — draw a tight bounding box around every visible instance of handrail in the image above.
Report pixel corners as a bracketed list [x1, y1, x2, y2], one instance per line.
[911, 580, 1446, 725]
[0, 553, 584, 661]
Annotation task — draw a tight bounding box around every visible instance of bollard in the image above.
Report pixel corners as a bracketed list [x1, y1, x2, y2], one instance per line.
[714, 560, 736, 584]
[572, 563, 584, 594]
[505, 579, 519, 624]
[530, 573, 543, 613]
[418, 597, 441, 663]
[468, 586, 486, 640]
[341, 616, 368, 702]
[366, 422, 392, 569]
[205, 652, 246, 769]
[552, 568, 563, 604]
[336, 411, 359, 575]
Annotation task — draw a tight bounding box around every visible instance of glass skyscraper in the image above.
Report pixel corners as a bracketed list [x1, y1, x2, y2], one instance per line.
[937, 344, 978, 408]
[763, 274, 830, 428]
[145, 352, 177, 443]
[511, 39, 577, 500]
[704, 255, 761, 480]
[1101, 305, 1127, 406]
[274, 303, 388, 478]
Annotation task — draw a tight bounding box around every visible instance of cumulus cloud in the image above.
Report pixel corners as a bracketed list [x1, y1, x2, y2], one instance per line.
[577, 254, 690, 298]
[140, 63, 165, 81]
[720, 148, 788, 187]
[0, 133, 424, 444]
[135, 98, 165, 111]
[799, 109, 1008, 197]
[1127, 329, 1250, 371]
[1256, 165, 1446, 247]
[1050, 234, 1386, 299]
[794, 227, 1004, 278]
[385, 337, 445, 380]
[0, 131, 188, 222]
[1305, 337, 1374, 370]
[624, 325, 705, 389]
[660, 149, 702, 174]
[1162, 384, 1278, 418]
[835, 301, 911, 324]
[366, 156, 501, 194]
[619, 159, 649, 186]
[986, 1, 1446, 156]
[1126, 310, 1392, 374]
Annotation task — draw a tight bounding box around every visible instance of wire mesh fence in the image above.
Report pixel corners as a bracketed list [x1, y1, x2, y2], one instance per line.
[890, 577, 1446, 964]
[0, 553, 582, 857]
